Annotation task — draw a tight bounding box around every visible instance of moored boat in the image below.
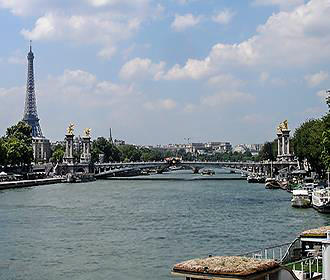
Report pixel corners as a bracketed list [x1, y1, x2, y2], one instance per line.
[312, 188, 330, 213]
[247, 174, 265, 183]
[265, 178, 281, 189]
[200, 168, 215, 176]
[291, 189, 311, 208]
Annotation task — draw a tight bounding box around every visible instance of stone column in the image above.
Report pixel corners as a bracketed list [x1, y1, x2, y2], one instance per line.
[80, 136, 91, 163]
[64, 134, 74, 164]
[277, 133, 282, 158]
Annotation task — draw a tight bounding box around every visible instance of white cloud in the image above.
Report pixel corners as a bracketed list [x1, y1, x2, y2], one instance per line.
[253, 0, 305, 10]
[305, 71, 329, 87]
[208, 74, 244, 89]
[21, 12, 141, 54]
[0, 0, 48, 16]
[201, 91, 255, 107]
[119, 58, 166, 80]
[87, 0, 150, 8]
[164, 58, 211, 80]
[171, 13, 201, 32]
[212, 9, 235, 25]
[43, 69, 137, 108]
[144, 99, 177, 110]
[1, 1, 158, 60]
[164, 0, 330, 80]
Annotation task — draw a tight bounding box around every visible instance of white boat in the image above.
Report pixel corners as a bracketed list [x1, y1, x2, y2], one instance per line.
[312, 188, 330, 213]
[291, 189, 311, 208]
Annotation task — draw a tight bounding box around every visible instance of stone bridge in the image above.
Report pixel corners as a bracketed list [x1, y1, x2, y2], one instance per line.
[93, 160, 298, 178]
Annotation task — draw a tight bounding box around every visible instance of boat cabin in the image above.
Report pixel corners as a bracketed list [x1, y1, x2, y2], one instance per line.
[299, 226, 330, 258]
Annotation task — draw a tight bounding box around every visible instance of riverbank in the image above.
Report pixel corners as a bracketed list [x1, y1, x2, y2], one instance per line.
[0, 177, 63, 190]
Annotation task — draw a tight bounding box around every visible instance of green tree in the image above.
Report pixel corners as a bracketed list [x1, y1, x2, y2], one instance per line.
[258, 141, 276, 161]
[6, 121, 32, 147]
[4, 121, 33, 166]
[51, 144, 65, 163]
[321, 92, 330, 170]
[91, 137, 121, 163]
[0, 138, 8, 166]
[293, 119, 325, 175]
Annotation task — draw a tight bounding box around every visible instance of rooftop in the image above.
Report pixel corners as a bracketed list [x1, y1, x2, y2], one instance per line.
[300, 225, 330, 237]
[172, 256, 279, 277]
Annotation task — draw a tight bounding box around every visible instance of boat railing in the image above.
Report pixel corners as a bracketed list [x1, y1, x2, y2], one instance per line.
[238, 238, 301, 264]
[284, 256, 322, 279]
[238, 242, 292, 262]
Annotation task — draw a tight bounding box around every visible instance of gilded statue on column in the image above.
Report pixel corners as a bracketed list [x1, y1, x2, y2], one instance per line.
[67, 123, 75, 135]
[277, 120, 288, 133]
[84, 128, 91, 137]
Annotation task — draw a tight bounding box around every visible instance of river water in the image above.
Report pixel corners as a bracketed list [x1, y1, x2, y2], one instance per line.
[0, 170, 329, 280]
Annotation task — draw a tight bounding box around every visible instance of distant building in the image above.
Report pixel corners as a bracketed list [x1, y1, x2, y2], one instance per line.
[22, 42, 50, 163]
[114, 139, 126, 146]
[205, 142, 232, 153]
[233, 144, 264, 156]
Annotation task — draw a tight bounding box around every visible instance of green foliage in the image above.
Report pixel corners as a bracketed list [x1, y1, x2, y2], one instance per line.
[321, 111, 330, 170]
[117, 145, 142, 162]
[51, 144, 65, 163]
[322, 128, 330, 170]
[91, 137, 121, 163]
[3, 121, 33, 166]
[6, 121, 32, 147]
[293, 119, 325, 175]
[0, 138, 8, 166]
[258, 141, 276, 161]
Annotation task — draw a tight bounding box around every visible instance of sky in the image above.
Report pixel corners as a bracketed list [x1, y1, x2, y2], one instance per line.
[0, 0, 329, 146]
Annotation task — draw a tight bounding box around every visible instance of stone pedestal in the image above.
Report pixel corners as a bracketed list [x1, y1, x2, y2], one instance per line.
[277, 129, 293, 161]
[63, 134, 74, 165]
[80, 136, 91, 163]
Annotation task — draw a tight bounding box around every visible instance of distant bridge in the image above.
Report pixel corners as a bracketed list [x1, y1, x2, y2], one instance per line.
[93, 160, 299, 178]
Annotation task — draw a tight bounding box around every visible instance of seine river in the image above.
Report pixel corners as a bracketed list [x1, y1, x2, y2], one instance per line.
[1, 170, 330, 280]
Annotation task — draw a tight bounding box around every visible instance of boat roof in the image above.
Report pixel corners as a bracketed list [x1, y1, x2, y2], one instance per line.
[292, 189, 309, 195]
[300, 226, 330, 237]
[172, 256, 279, 277]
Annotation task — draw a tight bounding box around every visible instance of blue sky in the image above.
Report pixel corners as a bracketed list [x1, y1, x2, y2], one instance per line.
[0, 0, 329, 145]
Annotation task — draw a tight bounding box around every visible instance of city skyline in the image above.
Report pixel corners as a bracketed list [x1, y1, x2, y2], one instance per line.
[0, 0, 329, 145]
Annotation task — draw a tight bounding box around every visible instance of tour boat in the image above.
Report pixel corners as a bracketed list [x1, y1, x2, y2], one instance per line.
[291, 189, 311, 208]
[312, 188, 330, 213]
[265, 178, 281, 189]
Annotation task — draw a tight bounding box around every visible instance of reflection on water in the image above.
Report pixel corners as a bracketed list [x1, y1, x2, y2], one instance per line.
[0, 170, 329, 280]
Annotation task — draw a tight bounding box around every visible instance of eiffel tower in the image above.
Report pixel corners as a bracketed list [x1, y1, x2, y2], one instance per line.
[23, 41, 43, 138]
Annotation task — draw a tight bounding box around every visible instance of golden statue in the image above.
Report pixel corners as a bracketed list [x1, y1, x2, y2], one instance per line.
[67, 123, 75, 135]
[84, 128, 91, 137]
[277, 120, 289, 133]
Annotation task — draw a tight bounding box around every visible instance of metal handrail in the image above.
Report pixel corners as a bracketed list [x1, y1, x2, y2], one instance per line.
[285, 256, 322, 276]
[238, 242, 292, 261]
